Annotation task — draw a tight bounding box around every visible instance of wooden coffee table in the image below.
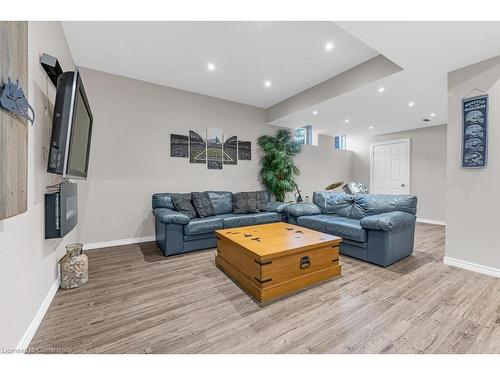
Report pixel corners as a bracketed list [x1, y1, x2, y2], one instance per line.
[215, 222, 341, 303]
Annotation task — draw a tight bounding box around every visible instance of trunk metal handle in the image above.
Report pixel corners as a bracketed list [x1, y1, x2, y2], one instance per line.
[300, 256, 311, 269]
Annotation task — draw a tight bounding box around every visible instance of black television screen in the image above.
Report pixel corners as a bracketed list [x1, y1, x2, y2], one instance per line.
[47, 69, 93, 179]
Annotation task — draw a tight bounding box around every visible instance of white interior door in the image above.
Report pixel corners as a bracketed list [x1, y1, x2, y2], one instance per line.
[370, 139, 410, 195]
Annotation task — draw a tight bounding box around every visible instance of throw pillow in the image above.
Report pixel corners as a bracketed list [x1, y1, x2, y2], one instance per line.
[170, 193, 197, 219]
[254, 190, 269, 211]
[191, 192, 216, 218]
[233, 192, 259, 214]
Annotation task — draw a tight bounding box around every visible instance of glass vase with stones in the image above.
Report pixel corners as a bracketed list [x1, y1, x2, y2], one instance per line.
[59, 243, 88, 289]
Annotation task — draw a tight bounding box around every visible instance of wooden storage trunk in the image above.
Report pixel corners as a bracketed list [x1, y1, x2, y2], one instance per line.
[215, 222, 341, 302]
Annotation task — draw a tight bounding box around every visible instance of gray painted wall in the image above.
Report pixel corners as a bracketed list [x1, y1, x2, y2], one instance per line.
[446, 54, 500, 270]
[294, 135, 352, 202]
[348, 124, 447, 222]
[0, 22, 82, 349]
[78, 68, 352, 245]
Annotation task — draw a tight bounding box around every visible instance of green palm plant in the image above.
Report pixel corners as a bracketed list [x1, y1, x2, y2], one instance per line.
[257, 129, 302, 202]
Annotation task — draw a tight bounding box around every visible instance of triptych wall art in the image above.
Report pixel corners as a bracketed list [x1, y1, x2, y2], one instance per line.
[170, 129, 251, 169]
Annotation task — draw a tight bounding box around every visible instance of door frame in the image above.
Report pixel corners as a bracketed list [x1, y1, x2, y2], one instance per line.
[369, 138, 411, 194]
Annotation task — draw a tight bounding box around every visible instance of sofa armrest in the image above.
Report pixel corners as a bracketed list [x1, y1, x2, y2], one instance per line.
[285, 203, 321, 217]
[153, 208, 190, 225]
[265, 201, 290, 213]
[360, 211, 416, 232]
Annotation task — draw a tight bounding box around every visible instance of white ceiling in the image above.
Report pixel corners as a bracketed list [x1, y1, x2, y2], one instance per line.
[273, 22, 500, 136]
[62, 21, 500, 137]
[61, 21, 378, 108]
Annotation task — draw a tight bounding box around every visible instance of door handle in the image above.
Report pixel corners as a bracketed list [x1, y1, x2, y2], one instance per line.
[401, 184, 405, 187]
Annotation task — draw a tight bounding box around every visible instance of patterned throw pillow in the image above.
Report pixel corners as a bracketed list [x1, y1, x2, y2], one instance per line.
[233, 192, 259, 214]
[254, 190, 270, 211]
[191, 192, 216, 218]
[170, 193, 197, 219]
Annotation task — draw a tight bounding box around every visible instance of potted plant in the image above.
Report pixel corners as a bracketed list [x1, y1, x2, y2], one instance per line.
[257, 129, 302, 202]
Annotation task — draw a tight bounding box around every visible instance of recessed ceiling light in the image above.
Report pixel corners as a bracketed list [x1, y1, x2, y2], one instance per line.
[369, 126, 374, 130]
[430, 112, 436, 117]
[207, 62, 216, 71]
[408, 101, 415, 107]
[344, 118, 350, 123]
[378, 87, 385, 93]
[325, 42, 334, 51]
[313, 110, 318, 115]
[264, 80, 272, 88]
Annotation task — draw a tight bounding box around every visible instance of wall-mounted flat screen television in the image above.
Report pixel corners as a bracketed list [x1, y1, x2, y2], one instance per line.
[47, 69, 93, 179]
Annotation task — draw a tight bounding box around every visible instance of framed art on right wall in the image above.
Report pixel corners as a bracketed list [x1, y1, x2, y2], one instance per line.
[462, 94, 488, 169]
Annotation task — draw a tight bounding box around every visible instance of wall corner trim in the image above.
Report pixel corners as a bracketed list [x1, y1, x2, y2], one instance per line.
[16, 277, 60, 352]
[83, 235, 156, 251]
[443, 256, 500, 278]
[416, 218, 446, 226]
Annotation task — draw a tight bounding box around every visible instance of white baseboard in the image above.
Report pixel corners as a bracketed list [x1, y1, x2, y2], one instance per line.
[416, 218, 446, 226]
[443, 256, 500, 278]
[16, 277, 60, 352]
[83, 235, 155, 251]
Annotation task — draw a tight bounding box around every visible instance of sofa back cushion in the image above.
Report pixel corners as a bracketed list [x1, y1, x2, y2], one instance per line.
[170, 193, 197, 219]
[152, 193, 175, 210]
[313, 191, 417, 219]
[313, 191, 355, 216]
[191, 192, 216, 218]
[354, 194, 417, 217]
[206, 191, 233, 215]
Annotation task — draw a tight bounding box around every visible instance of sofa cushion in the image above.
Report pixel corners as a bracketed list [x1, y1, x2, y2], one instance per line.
[206, 191, 233, 215]
[264, 201, 290, 213]
[296, 214, 337, 232]
[152, 193, 175, 209]
[325, 217, 366, 242]
[286, 203, 321, 217]
[254, 190, 270, 211]
[184, 217, 223, 235]
[191, 192, 215, 218]
[254, 212, 280, 224]
[170, 193, 197, 219]
[354, 194, 417, 218]
[313, 191, 355, 216]
[219, 213, 257, 228]
[360, 211, 416, 232]
[233, 192, 259, 214]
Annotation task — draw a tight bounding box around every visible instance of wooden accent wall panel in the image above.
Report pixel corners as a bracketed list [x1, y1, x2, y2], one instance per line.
[0, 21, 28, 220]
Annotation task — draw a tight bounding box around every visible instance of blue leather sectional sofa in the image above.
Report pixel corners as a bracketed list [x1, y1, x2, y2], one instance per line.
[286, 192, 417, 267]
[152, 191, 289, 256]
[152, 190, 417, 267]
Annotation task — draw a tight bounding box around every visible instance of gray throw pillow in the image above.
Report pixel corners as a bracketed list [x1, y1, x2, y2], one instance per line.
[254, 190, 270, 211]
[233, 192, 259, 214]
[170, 193, 197, 219]
[191, 192, 215, 218]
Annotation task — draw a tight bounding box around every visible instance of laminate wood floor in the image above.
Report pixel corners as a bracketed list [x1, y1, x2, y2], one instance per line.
[30, 223, 500, 353]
